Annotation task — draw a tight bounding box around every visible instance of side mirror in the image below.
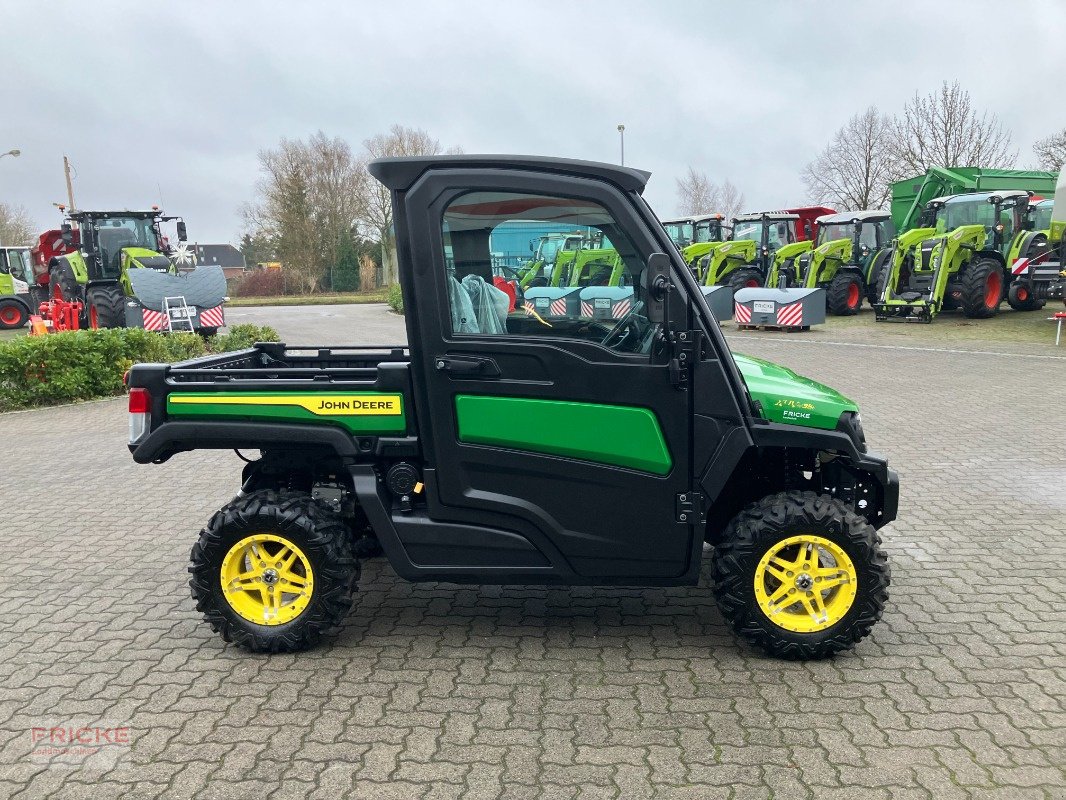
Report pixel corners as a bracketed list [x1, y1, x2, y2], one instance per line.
[61, 223, 73, 247]
[176, 220, 188, 242]
[643, 252, 671, 324]
[529, 239, 536, 253]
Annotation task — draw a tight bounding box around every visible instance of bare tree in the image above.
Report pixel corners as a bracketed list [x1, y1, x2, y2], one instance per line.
[803, 107, 897, 210]
[245, 132, 364, 293]
[892, 81, 1015, 176]
[360, 124, 461, 284]
[0, 202, 36, 246]
[1033, 128, 1066, 170]
[675, 168, 746, 218]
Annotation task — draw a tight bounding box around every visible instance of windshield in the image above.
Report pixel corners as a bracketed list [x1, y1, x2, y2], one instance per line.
[0, 249, 31, 281]
[88, 215, 162, 276]
[816, 223, 853, 246]
[693, 219, 722, 243]
[940, 196, 998, 233]
[1031, 202, 1054, 232]
[732, 221, 764, 243]
[663, 221, 693, 247]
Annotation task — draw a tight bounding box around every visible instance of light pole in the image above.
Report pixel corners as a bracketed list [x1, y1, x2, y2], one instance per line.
[616, 125, 625, 166]
[0, 148, 20, 161]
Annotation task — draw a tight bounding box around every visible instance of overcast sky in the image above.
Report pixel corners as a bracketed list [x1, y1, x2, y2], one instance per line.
[3, 0, 1066, 243]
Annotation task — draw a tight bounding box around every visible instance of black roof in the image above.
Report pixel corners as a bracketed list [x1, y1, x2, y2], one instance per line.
[368, 155, 651, 194]
[193, 244, 246, 270]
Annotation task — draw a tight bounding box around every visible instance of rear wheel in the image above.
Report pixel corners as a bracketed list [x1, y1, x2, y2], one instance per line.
[87, 284, 127, 329]
[0, 300, 28, 330]
[727, 267, 763, 293]
[712, 491, 890, 659]
[1007, 281, 1045, 312]
[826, 271, 864, 315]
[960, 258, 1004, 318]
[189, 490, 358, 652]
[49, 261, 82, 304]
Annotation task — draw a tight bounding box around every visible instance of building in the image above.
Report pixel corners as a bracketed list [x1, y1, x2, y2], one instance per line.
[192, 244, 246, 279]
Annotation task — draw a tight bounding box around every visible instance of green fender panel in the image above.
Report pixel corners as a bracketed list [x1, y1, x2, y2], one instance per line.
[0, 274, 13, 295]
[802, 238, 851, 288]
[454, 394, 673, 475]
[704, 240, 756, 285]
[55, 251, 89, 284]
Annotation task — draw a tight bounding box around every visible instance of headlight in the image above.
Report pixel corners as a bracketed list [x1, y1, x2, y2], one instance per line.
[836, 411, 867, 452]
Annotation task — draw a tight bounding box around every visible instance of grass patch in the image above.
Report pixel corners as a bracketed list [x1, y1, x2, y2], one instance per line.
[227, 291, 389, 307]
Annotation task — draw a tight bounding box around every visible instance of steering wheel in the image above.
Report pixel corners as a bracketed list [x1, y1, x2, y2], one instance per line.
[599, 311, 641, 350]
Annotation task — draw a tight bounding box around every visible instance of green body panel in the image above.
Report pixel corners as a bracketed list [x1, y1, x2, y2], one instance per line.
[1005, 229, 1034, 270]
[732, 353, 856, 430]
[702, 240, 757, 285]
[0, 274, 12, 295]
[58, 251, 89, 284]
[550, 251, 575, 286]
[766, 240, 813, 287]
[682, 241, 722, 270]
[166, 391, 407, 434]
[454, 394, 672, 475]
[119, 247, 176, 295]
[802, 238, 852, 288]
[891, 167, 1058, 232]
[566, 248, 623, 287]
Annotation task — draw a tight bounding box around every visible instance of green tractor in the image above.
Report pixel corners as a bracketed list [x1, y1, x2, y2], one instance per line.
[796, 211, 896, 315]
[40, 208, 190, 328]
[700, 212, 812, 291]
[517, 232, 583, 288]
[874, 190, 1038, 322]
[1007, 177, 1066, 310]
[551, 233, 625, 287]
[679, 214, 731, 273]
[660, 216, 696, 250]
[0, 246, 36, 330]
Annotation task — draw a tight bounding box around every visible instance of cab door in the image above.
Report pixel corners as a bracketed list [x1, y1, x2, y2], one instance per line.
[398, 168, 701, 579]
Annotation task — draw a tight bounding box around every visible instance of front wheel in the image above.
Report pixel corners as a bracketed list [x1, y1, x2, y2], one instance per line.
[87, 284, 127, 329]
[826, 271, 864, 315]
[960, 258, 1004, 318]
[727, 267, 763, 293]
[0, 300, 28, 330]
[189, 490, 358, 652]
[1006, 281, 1045, 312]
[712, 491, 890, 659]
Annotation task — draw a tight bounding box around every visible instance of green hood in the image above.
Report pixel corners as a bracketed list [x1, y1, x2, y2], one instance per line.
[731, 352, 857, 430]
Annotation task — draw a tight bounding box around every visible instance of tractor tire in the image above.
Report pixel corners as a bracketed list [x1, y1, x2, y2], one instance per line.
[960, 258, 1004, 319]
[1006, 281, 1045, 312]
[865, 250, 892, 305]
[826, 271, 864, 316]
[727, 267, 763, 293]
[712, 491, 890, 660]
[0, 300, 28, 330]
[49, 261, 82, 303]
[87, 284, 127, 329]
[189, 490, 358, 653]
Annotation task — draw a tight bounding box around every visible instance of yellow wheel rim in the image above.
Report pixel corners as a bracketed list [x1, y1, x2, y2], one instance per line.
[753, 534, 857, 633]
[219, 534, 314, 626]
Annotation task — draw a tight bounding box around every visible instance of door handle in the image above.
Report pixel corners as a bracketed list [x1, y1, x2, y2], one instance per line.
[433, 356, 501, 378]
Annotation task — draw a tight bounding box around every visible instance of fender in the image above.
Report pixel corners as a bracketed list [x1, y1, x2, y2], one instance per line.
[703, 239, 756, 285]
[50, 251, 89, 284]
[802, 237, 851, 288]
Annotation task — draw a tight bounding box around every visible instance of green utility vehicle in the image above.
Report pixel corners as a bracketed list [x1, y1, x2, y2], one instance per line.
[127, 155, 896, 659]
[798, 211, 895, 315]
[700, 212, 811, 291]
[0, 246, 36, 329]
[875, 190, 1038, 322]
[679, 214, 731, 272]
[44, 208, 190, 327]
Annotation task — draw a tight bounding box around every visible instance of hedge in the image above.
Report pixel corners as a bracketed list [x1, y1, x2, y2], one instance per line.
[386, 283, 404, 314]
[0, 324, 279, 412]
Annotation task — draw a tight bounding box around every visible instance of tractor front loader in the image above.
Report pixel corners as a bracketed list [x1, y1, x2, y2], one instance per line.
[874, 191, 1033, 322]
[797, 211, 895, 315]
[700, 212, 808, 291]
[679, 214, 730, 274]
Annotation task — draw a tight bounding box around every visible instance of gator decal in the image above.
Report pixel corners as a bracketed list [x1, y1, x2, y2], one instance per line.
[168, 392, 406, 433]
[455, 395, 672, 475]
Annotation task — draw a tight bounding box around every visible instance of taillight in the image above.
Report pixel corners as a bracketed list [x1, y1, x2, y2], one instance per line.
[128, 387, 151, 443]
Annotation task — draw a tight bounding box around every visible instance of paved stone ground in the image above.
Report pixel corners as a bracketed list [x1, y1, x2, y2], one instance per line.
[1, 306, 1064, 799]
